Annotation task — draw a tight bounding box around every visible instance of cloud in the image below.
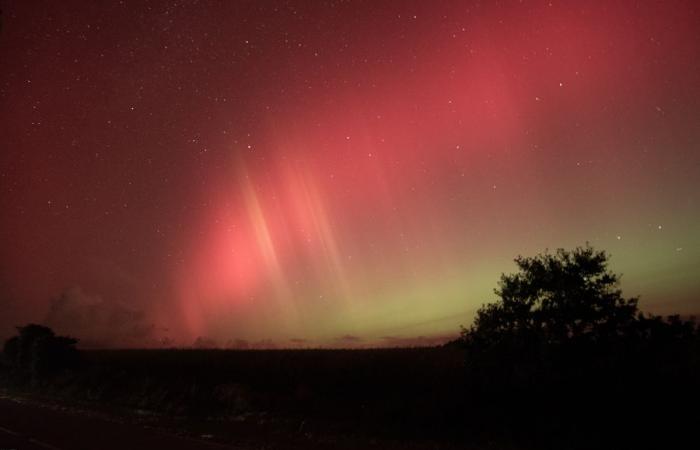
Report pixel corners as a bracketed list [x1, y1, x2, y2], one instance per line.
[334, 334, 363, 346]
[44, 286, 156, 348]
[289, 338, 309, 348]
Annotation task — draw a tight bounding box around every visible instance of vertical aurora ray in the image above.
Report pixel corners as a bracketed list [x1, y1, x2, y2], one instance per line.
[281, 163, 355, 307]
[174, 0, 700, 346]
[237, 161, 295, 319]
[0, 0, 698, 346]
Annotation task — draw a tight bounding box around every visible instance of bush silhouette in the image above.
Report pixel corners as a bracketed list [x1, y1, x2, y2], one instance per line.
[460, 245, 697, 368]
[3, 324, 80, 380]
[457, 245, 699, 448]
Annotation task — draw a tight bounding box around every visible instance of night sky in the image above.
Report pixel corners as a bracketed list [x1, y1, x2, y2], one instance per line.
[1, 0, 699, 348]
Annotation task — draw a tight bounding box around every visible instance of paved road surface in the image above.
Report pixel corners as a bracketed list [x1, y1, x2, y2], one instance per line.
[0, 396, 239, 450]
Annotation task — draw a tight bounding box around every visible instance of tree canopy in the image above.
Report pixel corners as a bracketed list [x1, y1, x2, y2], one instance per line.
[460, 245, 698, 381]
[462, 245, 639, 351]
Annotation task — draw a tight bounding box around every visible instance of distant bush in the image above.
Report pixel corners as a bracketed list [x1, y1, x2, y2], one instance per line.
[3, 324, 80, 380]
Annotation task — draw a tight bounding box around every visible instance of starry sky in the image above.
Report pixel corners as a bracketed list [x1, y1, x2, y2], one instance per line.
[1, 0, 699, 348]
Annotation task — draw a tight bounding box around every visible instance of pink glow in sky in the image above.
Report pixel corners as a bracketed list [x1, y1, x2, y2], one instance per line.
[1, 1, 699, 347]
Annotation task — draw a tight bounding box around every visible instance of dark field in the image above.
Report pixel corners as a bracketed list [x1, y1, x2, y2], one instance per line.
[2, 347, 472, 449]
[3, 342, 698, 449]
[77, 347, 466, 424]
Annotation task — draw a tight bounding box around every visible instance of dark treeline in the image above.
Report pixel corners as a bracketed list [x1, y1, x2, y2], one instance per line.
[1, 245, 698, 449]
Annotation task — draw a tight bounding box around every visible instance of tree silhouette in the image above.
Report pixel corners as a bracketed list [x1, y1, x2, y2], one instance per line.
[461, 245, 639, 352]
[457, 245, 699, 448]
[3, 324, 79, 380]
[457, 244, 658, 391]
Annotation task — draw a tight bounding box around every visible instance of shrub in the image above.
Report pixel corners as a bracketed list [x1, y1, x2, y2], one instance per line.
[3, 324, 80, 380]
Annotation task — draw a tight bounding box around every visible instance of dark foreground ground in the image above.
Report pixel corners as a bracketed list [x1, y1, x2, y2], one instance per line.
[0, 393, 240, 450]
[1, 346, 698, 449]
[0, 348, 471, 450]
[0, 391, 472, 450]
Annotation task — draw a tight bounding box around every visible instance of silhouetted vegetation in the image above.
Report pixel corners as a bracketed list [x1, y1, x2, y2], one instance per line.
[458, 245, 700, 448]
[3, 324, 80, 381]
[0, 246, 697, 449]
